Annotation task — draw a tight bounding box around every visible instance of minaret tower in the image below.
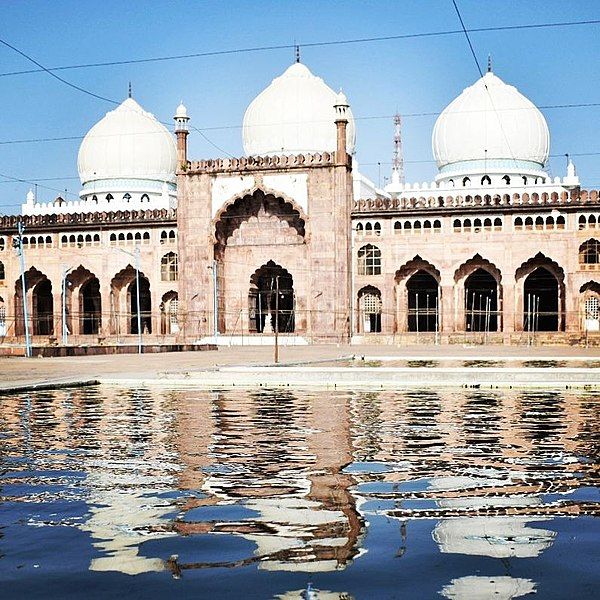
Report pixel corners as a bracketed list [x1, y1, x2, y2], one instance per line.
[174, 102, 190, 168]
[392, 113, 404, 184]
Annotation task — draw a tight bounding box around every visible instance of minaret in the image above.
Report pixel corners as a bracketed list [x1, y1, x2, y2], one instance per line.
[333, 90, 350, 166]
[391, 113, 404, 185]
[173, 102, 190, 168]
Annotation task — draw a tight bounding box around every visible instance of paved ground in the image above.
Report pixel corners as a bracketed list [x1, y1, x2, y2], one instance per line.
[1, 343, 599, 392]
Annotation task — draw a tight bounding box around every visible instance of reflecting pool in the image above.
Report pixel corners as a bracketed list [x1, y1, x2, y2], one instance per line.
[1, 386, 598, 598]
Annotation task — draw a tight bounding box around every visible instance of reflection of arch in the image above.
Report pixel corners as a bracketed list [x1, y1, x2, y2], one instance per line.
[357, 285, 381, 333]
[214, 189, 306, 249]
[248, 261, 295, 333]
[161, 290, 179, 334]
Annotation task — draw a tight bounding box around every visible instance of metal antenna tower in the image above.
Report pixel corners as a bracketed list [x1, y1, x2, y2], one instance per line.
[392, 113, 404, 184]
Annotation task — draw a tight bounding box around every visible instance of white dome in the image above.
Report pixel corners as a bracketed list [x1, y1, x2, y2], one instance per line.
[432, 71, 549, 175]
[242, 62, 356, 156]
[78, 98, 177, 185]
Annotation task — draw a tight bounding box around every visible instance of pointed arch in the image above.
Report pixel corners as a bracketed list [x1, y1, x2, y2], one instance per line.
[453, 254, 502, 284]
[395, 255, 440, 284]
[515, 252, 565, 283]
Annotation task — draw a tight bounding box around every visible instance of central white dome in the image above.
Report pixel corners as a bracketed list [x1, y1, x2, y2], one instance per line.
[78, 97, 177, 185]
[242, 62, 356, 157]
[432, 71, 549, 175]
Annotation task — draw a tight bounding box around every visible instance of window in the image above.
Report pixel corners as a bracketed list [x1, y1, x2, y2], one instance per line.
[484, 218, 492, 231]
[556, 215, 565, 229]
[433, 220, 442, 232]
[463, 219, 472, 233]
[474, 218, 482, 233]
[357, 244, 382, 276]
[106, 194, 114, 202]
[585, 296, 599, 320]
[502, 175, 511, 185]
[394, 221, 401, 233]
[161, 252, 178, 281]
[522, 176, 528, 185]
[403, 221, 412, 232]
[514, 217, 523, 231]
[525, 217, 533, 230]
[110, 233, 117, 245]
[143, 231, 151, 244]
[580, 239, 600, 266]
[453, 219, 461, 232]
[141, 194, 150, 202]
[92, 195, 98, 203]
[356, 222, 364, 233]
[462, 177, 471, 187]
[123, 193, 132, 201]
[365, 222, 373, 235]
[481, 175, 491, 185]
[494, 217, 502, 231]
[374, 222, 381, 236]
[579, 215, 587, 230]
[535, 216, 544, 230]
[590, 215, 597, 228]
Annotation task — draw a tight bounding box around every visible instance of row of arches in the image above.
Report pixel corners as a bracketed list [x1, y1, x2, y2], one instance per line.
[394, 219, 442, 233]
[453, 217, 503, 233]
[514, 215, 565, 231]
[578, 214, 600, 229]
[447, 175, 545, 188]
[108, 231, 151, 245]
[8, 265, 180, 339]
[355, 252, 600, 335]
[61, 233, 102, 247]
[90, 193, 151, 203]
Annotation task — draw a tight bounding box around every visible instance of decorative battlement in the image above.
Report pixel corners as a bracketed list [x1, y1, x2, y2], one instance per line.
[352, 188, 600, 214]
[187, 151, 344, 174]
[0, 208, 177, 233]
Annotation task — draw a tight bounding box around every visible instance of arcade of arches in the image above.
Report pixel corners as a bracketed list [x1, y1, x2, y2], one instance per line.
[356, 253, 598, 336]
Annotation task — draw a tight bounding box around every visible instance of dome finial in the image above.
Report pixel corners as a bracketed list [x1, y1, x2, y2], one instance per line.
[295, 44, 300, 63]
[128, 82, 132, 98]
[487, 54, 492, 73]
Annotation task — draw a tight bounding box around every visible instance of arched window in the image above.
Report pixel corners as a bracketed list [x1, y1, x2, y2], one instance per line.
[522, 176, 528, 185]
[106, 193, 113, 202]
[502, 175, 511, 185]
[356, 222, 364, 233]
[85, 234, 92, 245]
[424, 220, 432, 230]
[123, 193, 132, 201]
[142, 231, 151, 243]
[45, 235, 52, 246]
[37, 236, 44, 246]
[484, 218, 492, 231]
[118, 233, 125, 242]
[357, 244, 382, 276]
[493, 217, 502, 231]
[473, 218, 482, 233]
[92, 195, 98, 203]
[556, 215, 566, 229]
[448, 179, 455, 188]
[134, 232, 142, 242]
[141, 194, 150, 203]
[514, 217, 523, 231]
[169, 230, 176, 241]
[77, 234, 84, 245]
[358, 286, 382, 333]
[580, 239, 600, 266]
[0, 260, 4, 280]
[61, 235, 68, 246]
[161, 252, 178, 281]
[589, 215, 597, 228]
[525, 216, 533, 230]
[578, 215, 587, 230]
[413, 220, 422, 232]
[403, 221, 412, 232]
[110, 233, 117, 245]
[462, 177, 471, 187]
[453, 219, 461, 232]
[546, 216, 555, 229]
[126, 232, 133, 242]
[394, 221, 401, 233]
[69, 234, 76, 246]
[463, 218, 472, 232]
[374, 222, 381, 236]
[93, 233, 100, 245]
[433, 219, 442, 232]
[160, 230, 168, 243]
[481, 175, 491, 185]
[365, 222, 373, 235]
[535, 216, 544, 230]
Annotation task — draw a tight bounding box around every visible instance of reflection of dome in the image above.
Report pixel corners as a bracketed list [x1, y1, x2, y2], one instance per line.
[441, 576, 536, 600]
[78, 97, 177, 185]
[242, 62, 356, 156]
[432, 70, 549, 176]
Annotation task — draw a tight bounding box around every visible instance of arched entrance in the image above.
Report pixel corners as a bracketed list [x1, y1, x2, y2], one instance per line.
[249, 261, 295, 333]
[357, 286, 382, 333]
[80, 277, 102, 335]
[580, 281, 600, 332]
[161, 291, 179, 334]
[33, 278, 53, 335]
[406, 271, 439, 332]
[465, 269, 498, 332]
[129, 277, 152, 334]
[523, 267, 560, 331]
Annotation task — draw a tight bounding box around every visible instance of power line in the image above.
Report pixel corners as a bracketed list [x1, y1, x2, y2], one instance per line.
[0, 37, 119, 105]
[1, 19, 599, 78]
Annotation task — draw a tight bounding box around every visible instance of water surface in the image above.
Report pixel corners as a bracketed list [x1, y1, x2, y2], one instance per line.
[1, 386, 598, 598]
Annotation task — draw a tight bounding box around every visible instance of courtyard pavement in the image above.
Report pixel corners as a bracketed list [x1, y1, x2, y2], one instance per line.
[1, 343, 600, 393]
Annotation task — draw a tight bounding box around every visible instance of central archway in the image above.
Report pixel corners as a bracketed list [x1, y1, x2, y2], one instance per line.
[249, 261, 295, 333]
[523, 267, 559, 331]
[406, 271, 439, 332]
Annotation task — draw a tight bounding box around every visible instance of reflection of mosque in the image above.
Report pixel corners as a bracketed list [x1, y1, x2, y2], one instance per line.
[0, 385, 596, 585]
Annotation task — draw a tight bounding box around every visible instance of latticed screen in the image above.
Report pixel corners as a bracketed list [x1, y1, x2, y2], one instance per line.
[358, 245, 382, 275]
[585, 296, 599, 320]
[169, 299, 179, 325]
[360, 293, 382, 314]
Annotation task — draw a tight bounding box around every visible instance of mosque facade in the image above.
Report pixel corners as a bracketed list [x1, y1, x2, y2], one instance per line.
[0, 61, 599, 349]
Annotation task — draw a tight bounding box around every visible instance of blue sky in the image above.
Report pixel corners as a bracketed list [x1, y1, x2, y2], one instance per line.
[1, 0, 599, 212]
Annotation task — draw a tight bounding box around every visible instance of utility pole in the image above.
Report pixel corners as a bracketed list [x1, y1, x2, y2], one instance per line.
[134, 245, 142, 354]
[13, 221, 32, 357]
[61, 265, 73, 346]
[212, 259, 218, 338]
[274, 275, 280, 364]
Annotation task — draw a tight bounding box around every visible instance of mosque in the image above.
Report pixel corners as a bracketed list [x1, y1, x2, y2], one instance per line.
[0, 58, 599, 349]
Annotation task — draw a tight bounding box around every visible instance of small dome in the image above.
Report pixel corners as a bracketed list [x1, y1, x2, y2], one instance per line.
[432, 71, 549, 175]
[242, 62, 356, 156]
[175, 102, 188, 119]
[78, 98, 177, 185]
